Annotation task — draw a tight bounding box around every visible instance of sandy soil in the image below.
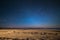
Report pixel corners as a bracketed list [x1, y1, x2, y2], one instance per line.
[0, 29, 60, 40]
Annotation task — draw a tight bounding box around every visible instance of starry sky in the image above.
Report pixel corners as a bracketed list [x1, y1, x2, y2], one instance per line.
[0, 0, 60, 28]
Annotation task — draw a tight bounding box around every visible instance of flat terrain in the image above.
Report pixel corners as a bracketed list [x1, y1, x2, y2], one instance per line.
[0, 29, 60, 40]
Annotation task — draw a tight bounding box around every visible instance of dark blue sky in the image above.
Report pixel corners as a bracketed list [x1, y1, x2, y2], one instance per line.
[0, 0, 60, 28]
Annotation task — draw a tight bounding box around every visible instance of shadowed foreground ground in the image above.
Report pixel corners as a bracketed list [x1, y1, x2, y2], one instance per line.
[0, 29, 60, 40]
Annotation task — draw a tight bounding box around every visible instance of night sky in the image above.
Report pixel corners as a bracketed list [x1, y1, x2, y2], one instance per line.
[0, 0, 60, 28]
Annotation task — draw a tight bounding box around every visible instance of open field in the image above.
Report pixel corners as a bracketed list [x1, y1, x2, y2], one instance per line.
[0, 29, 60, 40]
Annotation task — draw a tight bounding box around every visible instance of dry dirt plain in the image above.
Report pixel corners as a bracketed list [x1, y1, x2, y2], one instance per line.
[0, 29, 60, 40]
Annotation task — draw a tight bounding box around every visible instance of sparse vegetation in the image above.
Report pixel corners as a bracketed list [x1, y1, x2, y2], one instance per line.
[0, 29, 60, 40]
